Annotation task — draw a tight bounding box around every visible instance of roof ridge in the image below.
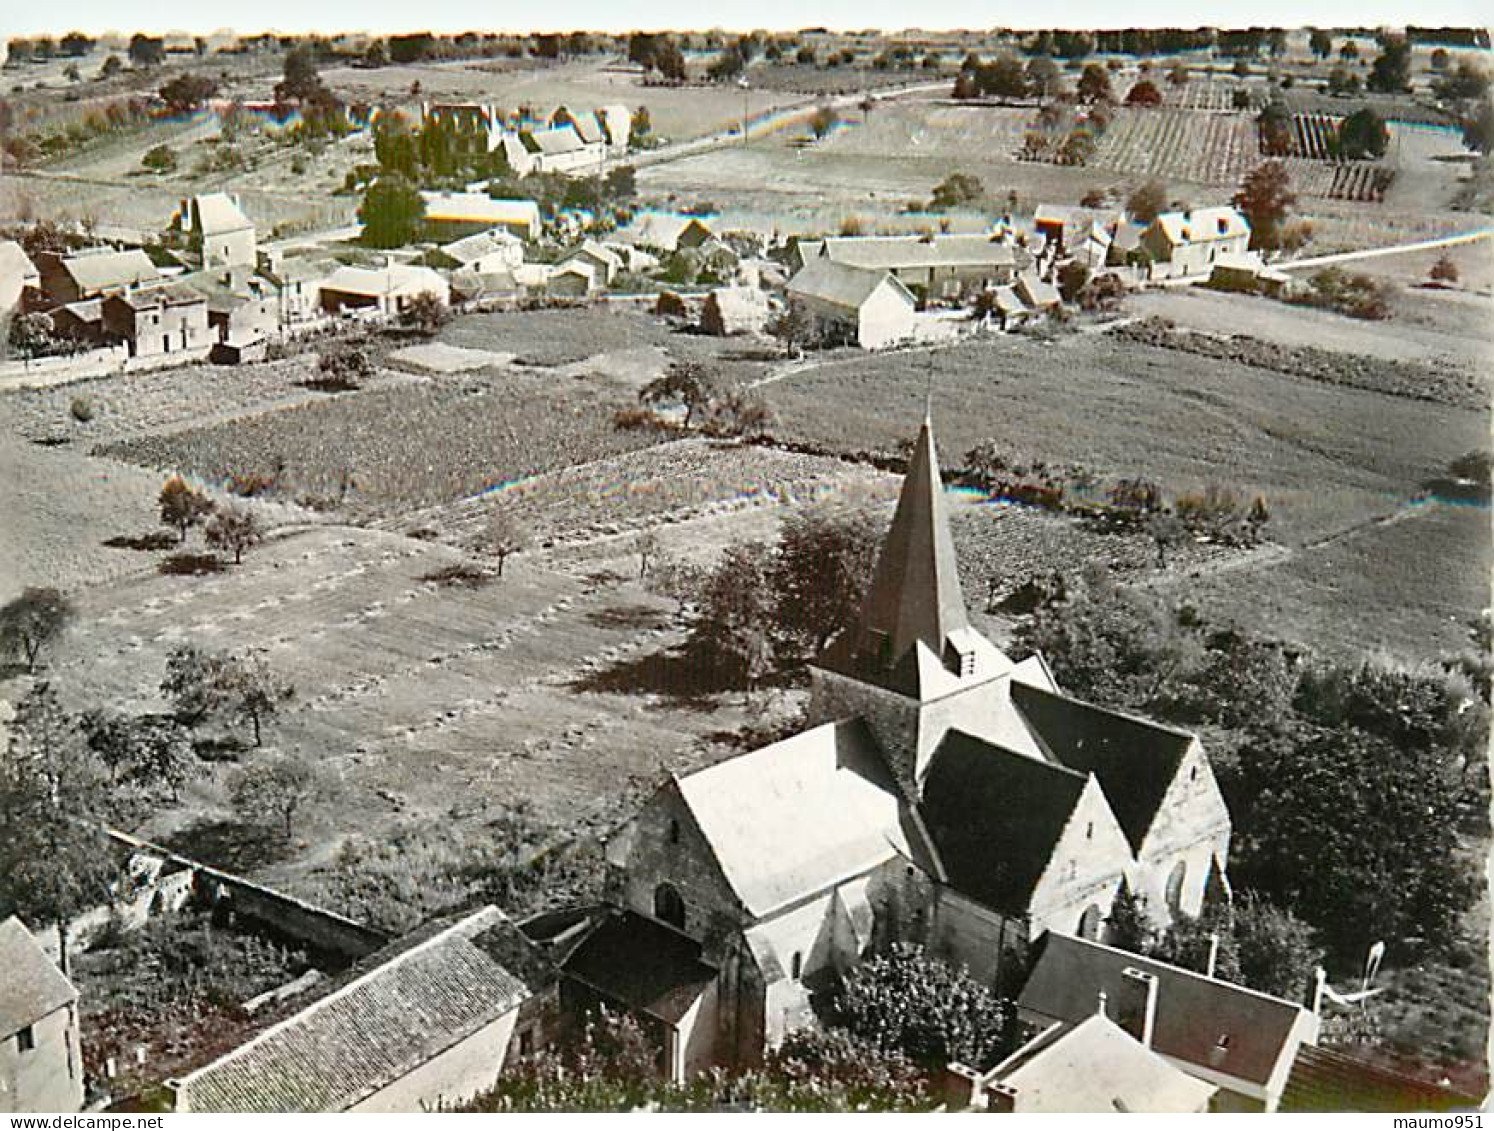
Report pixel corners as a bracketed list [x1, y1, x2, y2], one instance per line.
[175, 906, 504, 1087]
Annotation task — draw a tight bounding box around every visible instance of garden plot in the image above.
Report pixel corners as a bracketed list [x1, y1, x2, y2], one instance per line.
[1091, 108, 1258, 186]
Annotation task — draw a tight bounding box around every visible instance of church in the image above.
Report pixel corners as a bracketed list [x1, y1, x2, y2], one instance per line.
[571, 417, 1233, 1080]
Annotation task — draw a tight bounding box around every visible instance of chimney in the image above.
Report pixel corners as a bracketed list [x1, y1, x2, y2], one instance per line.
[1096, 989, 1108, 1017]
[1312, 966, 1327, 1015]
[1205, 932, 1221, 978]
[941, 1063, 984, 1111]
[1122, 967, 1159, 1050]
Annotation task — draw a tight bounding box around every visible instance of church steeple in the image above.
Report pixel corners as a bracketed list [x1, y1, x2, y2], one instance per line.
[817, 416, 995, 698]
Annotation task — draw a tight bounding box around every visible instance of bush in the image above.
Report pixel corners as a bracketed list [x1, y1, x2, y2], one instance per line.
[70, 396, 95, 422]
[1429, 254, 1460, 284]
[141, 143, 176, 172]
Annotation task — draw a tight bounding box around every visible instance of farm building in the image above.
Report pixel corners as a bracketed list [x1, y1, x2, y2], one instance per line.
[257, 252, 337, 326]
[700, 286, 770, 336]
[419, 194, 542, 242]
[805, 234, 1025, 300]
[947, 1013, 1217, 1113]
[0, 917, 84, 1114]
[171, 907, 557, 1113]
[548, 106, 606, 147]
[320, 263, 451, 317]
[425, 228, 525, 275]
[168, 193, 257, 270]
[595, 104, 632, 150]
[1141, 207, 1251, 278]
[545, 260, 599, 298]
[1018, 932, 1320, 1112]
[1015, 271, 1061, 311]
[516, 126, 605, 176]
[421, 102, 506, 156]
[556, 240, 623, 287]
[35, 249, 159, 305]
[448, 267, 520, 304]
[594, 418, 1232, 1072]
[786, 259, 917, 350]
[0, 241, 38, 320]
[618, 213, 714, 254]
[1034, 205, 1122, 255]
[179, 268, 279, 362]
[102, 284, 213, 360]
[1209, 252, 1293, 296]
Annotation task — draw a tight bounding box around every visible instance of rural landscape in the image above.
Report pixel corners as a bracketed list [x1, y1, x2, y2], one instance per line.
[0, 14, 1490, 1116]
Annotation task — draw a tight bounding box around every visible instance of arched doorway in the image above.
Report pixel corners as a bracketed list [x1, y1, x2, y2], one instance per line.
[653, 882, 686, 929]
[1078, 903, 1103, 941]
[1166, 860, 1188, 917]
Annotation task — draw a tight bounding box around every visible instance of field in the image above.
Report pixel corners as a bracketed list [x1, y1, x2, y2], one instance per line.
[1092, 108, 1258, 185]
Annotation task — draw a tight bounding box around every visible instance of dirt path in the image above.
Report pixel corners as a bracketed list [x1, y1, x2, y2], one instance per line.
[1278, 227, 1494, 271]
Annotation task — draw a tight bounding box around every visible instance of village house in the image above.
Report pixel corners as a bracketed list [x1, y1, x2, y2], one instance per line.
[179, 268, 280, 363]
[1017, 932, 1319, 1112]
[257, 251, 336, 327]
[419, 193, 542, 242]
[0, 241, 39, 320]
[700, 285, 770, 336]
[168, 193, 257, 270]
[556, 240, 623, 287]
[0, 917, 84, 1114]
[1141, 207, 1252, 278]
[590, 418, 1232, 1073]
[944, 1012, 1217, 1113]
[171, 907, 557, 1113]
[1034, 205, 1123, 256]
[618, 213, 714, 254]
[34, 248, 159, 305]
[785, 259, 917, 349]
[544, 260, 600, 298]
[515, 125, 606, 176]
[102, 283, 213, 359]
[319, 263, 450, 317]
[548, 106, 607, 149]
[802, 234, 1025, 301]
[424, 228, 526, 275]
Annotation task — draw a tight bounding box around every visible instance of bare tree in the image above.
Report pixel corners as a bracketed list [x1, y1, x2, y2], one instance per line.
[0, 588, 74, 672]
[206, 504, 265, 564]
[485, 509, 531, 577]
[632, 531, 661, 580]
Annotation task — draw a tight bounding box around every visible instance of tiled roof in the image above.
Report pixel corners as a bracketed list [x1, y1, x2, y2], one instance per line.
[1019, 932, 1314, 1088]
[1278, 1045, 1480, 1113]
[564, 911, 716, 1024]
[994, 1015, 1216, 1112]
[524, 126, 588, 156]
[0, 240, 38, 283]
[436, 228, 523, 266]
[175, 906, 543, 1112]
[1011, 683, 1193, 853]
[675, 718, 914, 917]
[819, 234, 1017, 272]
[921, 731, 1089, 913]
[322, 263, 446, 298]
[1152, 207, 1250, 246]
[63, 249, 159, 293]
[190, 193, 254, 236]
[0, 917, 77, 1038]
[787, 259, 907, 312]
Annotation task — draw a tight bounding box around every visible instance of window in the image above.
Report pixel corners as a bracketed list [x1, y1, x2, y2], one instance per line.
[790, 952, 803, 980]
[17, 1025, 35, 1053]
[1165, 860, 1188, 916]
[653, 883, 686, 930]
[518, 1028, 534, 1056]
[667, 819, 680, 845]
[1085, 821, 1094, 840]
[1078, 904, 1102, 941]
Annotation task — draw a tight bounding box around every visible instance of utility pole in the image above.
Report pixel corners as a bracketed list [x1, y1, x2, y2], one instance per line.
[740, 77, 750, 147]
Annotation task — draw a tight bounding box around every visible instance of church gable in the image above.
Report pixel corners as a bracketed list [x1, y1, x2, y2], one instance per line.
[1026, 776, 1134, 939]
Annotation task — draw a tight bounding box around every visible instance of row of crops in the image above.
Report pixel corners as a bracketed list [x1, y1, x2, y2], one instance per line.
[1288, 113, 1341, 160]
[1327, 164, 1396, 202]
[1088, 108, 1258, 183]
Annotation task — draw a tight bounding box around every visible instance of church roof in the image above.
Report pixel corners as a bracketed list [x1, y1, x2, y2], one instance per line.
[920, 730, 1089, 915]
[1012, 683, 1193, 853]
[816, 418, 980, 697]
[674, 718, 916, 918]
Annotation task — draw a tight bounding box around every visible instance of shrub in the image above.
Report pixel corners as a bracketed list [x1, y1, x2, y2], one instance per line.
[1429, 254, 1460, 284]
[69, 396, 95, 422]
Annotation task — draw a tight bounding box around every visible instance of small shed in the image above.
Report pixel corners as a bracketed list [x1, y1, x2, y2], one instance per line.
[700, 286, 770, 336]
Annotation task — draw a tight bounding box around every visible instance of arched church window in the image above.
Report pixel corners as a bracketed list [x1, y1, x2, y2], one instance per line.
[654, 882, 686, 929]
[1165, 860, 1188, 916]
[1078, 903, 1102, 941]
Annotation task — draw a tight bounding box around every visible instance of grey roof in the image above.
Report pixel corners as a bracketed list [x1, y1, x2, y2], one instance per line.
[175, 906, 542, 1112]
[817, 417, 970, 694]
[819, 234, 1017, 272]
[0, 240, 38, 283]
[921, 731, 1089, 914]
[553, 108, 605, 145]
[436, 228, 523, 266]
[112, 282, 208, 311]
[0, 917, 77, 1037]
[1019, 932, 1313, 1088]
[786, 259, 907, 312]
[674, 718, 915, 918]
[1011, 683, 1194, 853]
[524, 126, 587, 156]
[1151, 207, 1250, 246]
[420, 193, 540, 228]
[188, 193, 254, 236]
[62, 249, 159, 293]
[564, 911, 716, 1024]
[1015, 271, 1061, 309]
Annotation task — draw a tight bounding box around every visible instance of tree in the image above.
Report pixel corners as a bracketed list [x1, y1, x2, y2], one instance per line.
[229, 754, 323, 839]
[1326, 66, 1362, 96]
[645, 556, 706, 615]
[973, 53, 1029, 99]
[1105, 884, 1156, 954]
[0, 683, 120, 972]
[1367, 35, 1412, 93]
[1462, 99, 1494, 155]
[1309, 29, 1334, 59]
[1338, 108, 1389, 159]
[1125, 80, 1162, 107]
[630, 106, 652, 139]
[1077, 63, 1113, 104]
[399, 291, 449, 335]
[929, 171, 984, 211]
[276, 43, 325, 103]
[358, 175, 426, 248]
[1433, 59, 1492, 104]
[1126, 178, 1168, 223]
[99, 55, 123, 79]
[809, 104, 838, 140]
[1430, 253, 1460, 283]
[128, 33, 164, 69]
[832, 943, 1016, 1071]
[161, 644, 294, 746]
[205, 504, 264, 565]
[1232, 892, 1324, 1001]
[1167, 61, 1189, 86]
[484, 509, 530, 577]
[1257, 99, 1294, 156]
[227, 653, 295, 747]
[0, 589, 73, 673]
[1025, 56, 1062, 99]
[159, 73, 218, 112]
[631, 531, 660, 580]
[159, 475, 214, 543]
[81, 710, 197, 801]
[1057, 259, 1090, 302]
[59, 31, 93, 57]
[771, 504, 881, 655]
[766, 303, 815, 357]
[1232, 160, 1296, 251]
[693, 540, 779, 691]
[640, 362, 713, 427]
[655, 39, 687, 83]
[364, 40, 387, 68]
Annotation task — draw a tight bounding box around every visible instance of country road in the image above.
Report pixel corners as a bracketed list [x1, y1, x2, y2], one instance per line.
[1275, 227, 1494, 270]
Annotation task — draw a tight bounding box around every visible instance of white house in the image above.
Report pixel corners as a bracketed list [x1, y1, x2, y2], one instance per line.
[419, 193, 541, 242]
[425, 228, 525, 275]
[169, 193, 257, 270]
[319, 263, 451, 317]
[1141, 207, 1252, 278]
[0, 918, 84, 1114]
[785, 259, 917, 349]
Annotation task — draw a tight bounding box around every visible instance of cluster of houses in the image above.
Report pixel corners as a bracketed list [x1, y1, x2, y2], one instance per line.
[422, 101, 633, 177]
[4, 419, 1474, 1115]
